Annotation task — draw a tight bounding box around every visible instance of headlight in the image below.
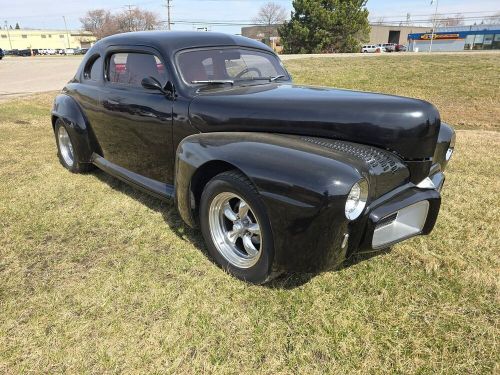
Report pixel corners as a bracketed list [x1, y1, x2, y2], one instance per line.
[345, 179, 368, 220]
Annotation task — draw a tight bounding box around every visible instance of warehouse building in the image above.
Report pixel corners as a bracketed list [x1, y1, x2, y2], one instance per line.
[368, 24, 429, 45]
[408, 24, 500, 52]
[0, 29, 96, 51]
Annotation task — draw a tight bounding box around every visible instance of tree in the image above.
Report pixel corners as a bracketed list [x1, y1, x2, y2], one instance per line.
[15, 22, 20, 29]
[433, 14, 465, 28]
[253, 2, 287, 46]
[80, 9, 116, 40]
[484, 12, 500, 25]
[114, 8, 160, 33]
[279, 0, 370, 54]
[80, 8, 161, 40]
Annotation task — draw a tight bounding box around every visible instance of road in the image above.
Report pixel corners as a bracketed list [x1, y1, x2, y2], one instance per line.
[0, 56, 83, 101]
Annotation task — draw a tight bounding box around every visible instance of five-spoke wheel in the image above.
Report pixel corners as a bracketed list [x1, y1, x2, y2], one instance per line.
[209, 192, 262, 268]
[200, 170, 277, 283]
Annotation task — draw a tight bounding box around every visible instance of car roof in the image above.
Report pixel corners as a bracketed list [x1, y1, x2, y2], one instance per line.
[95, 31, 274, 56]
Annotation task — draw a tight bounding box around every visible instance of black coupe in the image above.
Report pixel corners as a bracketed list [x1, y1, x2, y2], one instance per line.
[51, 31, 455, 283]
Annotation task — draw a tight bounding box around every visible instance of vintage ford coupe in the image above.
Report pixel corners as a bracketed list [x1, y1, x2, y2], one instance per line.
[51, 31, 455, 283]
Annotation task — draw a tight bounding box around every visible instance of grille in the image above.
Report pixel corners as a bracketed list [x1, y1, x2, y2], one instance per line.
[301, 137, 400, 173]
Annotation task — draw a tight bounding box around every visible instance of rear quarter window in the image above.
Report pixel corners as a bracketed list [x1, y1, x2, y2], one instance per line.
[83, 55, 102, 81]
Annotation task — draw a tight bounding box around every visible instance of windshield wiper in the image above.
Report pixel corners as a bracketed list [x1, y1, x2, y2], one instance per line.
[269, 75, 285, 82]
[191, 80, 234, 85]
[234, 75, 286, 83]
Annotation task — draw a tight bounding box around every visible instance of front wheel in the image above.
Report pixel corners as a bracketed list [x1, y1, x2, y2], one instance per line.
[200, 171, 278, 284]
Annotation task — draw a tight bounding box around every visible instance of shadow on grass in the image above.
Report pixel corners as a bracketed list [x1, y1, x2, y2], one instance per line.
[266, 249, 392, 289]
[92, 169, 392, 289]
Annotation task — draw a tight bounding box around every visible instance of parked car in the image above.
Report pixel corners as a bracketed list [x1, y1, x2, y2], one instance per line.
[74, 48, 89, 55]
[16, 49, 32, 57]
[51, 31, 455, 283]
[64, 48, 75, 55]
[395, 44, 407, 52]
[0, 48, 4, 60]
[361, 44, 379, 53]
[376, 43, 395, 52]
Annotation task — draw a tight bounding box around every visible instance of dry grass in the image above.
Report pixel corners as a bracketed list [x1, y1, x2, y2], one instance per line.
[0, 54, 499, 374]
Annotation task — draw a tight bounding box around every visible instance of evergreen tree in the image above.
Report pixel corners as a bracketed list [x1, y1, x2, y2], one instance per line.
[15, 22, 20, 29]
[279, 0, 370, 53]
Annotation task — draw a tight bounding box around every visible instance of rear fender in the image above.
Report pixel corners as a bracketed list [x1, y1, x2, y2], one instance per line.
[51, 94, 100, 163]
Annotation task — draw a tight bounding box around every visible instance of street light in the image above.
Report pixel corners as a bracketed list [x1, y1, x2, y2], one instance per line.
[429, 0, 439, 52]
[4, 20, 13, 50]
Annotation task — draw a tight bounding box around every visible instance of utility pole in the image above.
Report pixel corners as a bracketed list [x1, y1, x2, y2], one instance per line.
[4, 20, 13, 50]
[62, 16, 71, 49]
[166, 0, 172, 30]
[125, 4, 135, 32]
[429, 0, 439, 53]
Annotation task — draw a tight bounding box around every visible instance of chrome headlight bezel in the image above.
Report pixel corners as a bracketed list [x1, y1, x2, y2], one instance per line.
[345, 179, 369, 220]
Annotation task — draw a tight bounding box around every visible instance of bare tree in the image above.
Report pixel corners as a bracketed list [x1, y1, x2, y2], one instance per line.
[80, 8, 161, 40]
[484, 12, 500, 25]
[80, 9, 117, 40]
[114, 8, 160, 32]
[253, 2, 287, 45]
[435, 14, 465, 27]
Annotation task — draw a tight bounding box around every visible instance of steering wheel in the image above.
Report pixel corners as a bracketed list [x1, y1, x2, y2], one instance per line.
[234, 67, 262, 80]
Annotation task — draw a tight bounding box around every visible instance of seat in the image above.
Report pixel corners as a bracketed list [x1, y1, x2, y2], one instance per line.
[125, 53, 163, 87]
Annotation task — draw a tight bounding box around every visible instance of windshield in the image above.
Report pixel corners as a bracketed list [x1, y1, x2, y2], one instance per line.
[176, 48, 288, 85]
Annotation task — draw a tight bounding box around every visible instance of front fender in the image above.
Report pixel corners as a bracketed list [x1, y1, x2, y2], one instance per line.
[51, 94, 100, 163]
[175, 132, 383, 272]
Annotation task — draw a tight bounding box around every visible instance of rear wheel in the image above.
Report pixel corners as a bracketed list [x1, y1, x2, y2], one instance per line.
[54, 118, 93, 173]
[200, 170, 278, 284]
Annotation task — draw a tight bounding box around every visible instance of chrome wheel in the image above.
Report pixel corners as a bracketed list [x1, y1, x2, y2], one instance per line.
[58, 126, 74, 167]
[208, 192, 262, 268]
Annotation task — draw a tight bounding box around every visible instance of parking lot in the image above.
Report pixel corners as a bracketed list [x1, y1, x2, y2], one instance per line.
[0, 56, 83, 101]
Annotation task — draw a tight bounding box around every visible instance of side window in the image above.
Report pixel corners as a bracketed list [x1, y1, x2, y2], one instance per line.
[107, 52, 167, 88]
[83, 55, 102, 81]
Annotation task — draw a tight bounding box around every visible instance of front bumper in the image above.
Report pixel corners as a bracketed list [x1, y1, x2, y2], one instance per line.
[352, 172, 443, 253]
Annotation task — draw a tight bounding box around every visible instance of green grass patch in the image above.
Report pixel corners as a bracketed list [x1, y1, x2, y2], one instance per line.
[0, 54, 499, 373]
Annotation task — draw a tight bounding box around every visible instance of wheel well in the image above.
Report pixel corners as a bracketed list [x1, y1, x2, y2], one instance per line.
[190, 160, 245, 219]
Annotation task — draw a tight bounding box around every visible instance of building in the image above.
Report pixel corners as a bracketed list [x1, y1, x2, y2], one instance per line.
[241, 25, 283, 53]
[0, 28, 96, 51]
[369, 24, 430, 45]
[408, 24, 500, 52]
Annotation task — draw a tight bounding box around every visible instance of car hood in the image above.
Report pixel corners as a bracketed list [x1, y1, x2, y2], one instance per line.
[188, 83, 440, 160]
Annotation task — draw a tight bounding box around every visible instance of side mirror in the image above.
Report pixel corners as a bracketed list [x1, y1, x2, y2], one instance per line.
[141, 77, 175, 99]
[141, 76, 164, 91]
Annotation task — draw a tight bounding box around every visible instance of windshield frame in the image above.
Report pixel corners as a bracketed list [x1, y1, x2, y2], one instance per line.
[174, 46, 291, 88]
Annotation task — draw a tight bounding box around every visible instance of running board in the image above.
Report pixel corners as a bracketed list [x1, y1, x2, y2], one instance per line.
[91, 153, 174, 201]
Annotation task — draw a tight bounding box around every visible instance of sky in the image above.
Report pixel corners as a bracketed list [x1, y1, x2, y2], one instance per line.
[1, 0, 499, 33]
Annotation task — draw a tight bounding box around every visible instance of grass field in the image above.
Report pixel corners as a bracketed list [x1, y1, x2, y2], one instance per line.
[0, 54, 499, 374]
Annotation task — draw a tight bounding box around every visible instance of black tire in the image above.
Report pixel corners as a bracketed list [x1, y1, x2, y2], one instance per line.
[54, 118, 93, 173]
[199, 170, 279, 284]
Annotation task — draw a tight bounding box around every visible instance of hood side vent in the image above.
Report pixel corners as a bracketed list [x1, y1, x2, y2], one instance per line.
[301, 137, 401, 174]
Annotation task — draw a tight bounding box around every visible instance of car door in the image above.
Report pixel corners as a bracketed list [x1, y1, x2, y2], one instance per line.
[94, 46, 174, 184]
